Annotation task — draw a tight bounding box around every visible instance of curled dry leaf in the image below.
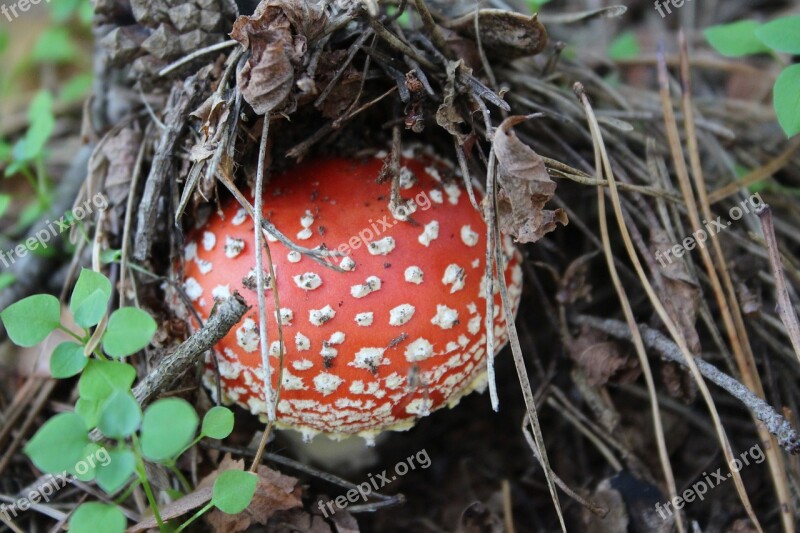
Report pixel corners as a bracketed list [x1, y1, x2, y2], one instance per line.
[459, 501, 504, 533]
[650, 229, 700, 401]
[569, 325, 640, 387]
[436, 60, 470, 141]
[492, 115, 567, 243]
[100, 126, 142, 208]
[230, 0, 326, 115]
[444, 9, 547, 59]
[199, 454, 303, 533]
[556, 253, 596, 305]
[315, 50, 362, 119]
[275, 507, 336, 532]
[649, 229, 701, 355]
[580, 478, 628, 533]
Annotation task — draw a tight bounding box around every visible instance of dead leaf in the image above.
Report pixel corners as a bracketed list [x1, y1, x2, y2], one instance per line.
[101, 127, 142, 207]
[316, 50, 362, 119]
[457, 501, 503, 533]
[580, 478, 628, 533]
[230, 0, 326, 115]
[445, 9, 548, 59]
[557, 253, 596, 305]
[273, 507, 334, 532]
[492, 115, 567, 243]
[127, 487, 213, 532]
[330, 509, 360, 533]
[200, 454, 302, 532]
[569, 325, 640, 386]
[649, 229, 701, 355]
[436, 60, 469, 141]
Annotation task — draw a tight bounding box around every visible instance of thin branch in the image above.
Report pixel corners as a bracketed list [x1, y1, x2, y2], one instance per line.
[574, 315, 800, 454]
[131, 294, 249, 406]
[158, 40, 240, 77]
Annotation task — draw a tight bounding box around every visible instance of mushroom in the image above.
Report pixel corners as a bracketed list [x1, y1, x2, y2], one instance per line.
[180, 154, 523, 443]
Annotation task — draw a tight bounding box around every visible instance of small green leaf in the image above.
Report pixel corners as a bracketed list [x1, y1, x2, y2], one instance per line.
[0, 294, 61, 347]
[60, 73, 93, 103]
[212, 470, 258, 514]
[24, 413, 88, 473]
[50, 0, 84, 22]
[0, 194, 10, 217]
[609, 31, 640, 60]
[50, 341, 87, 378]
[78, 359, 136, 401]
[140, 398, 198, 462]
[100, 248, 122, 264]
[754, 15, 800, 54]
[704, 20, 771, 57]
[75, 398, 102, 429]
[23, 91, 55, 160]
[68, 442, 103, 481]
[102, 307, 157, 357]
[95, 449, 135, 494]
[774, 64, 800, 138]
[69, 502, 126, 533]
[70, 269, 112, 328]
[0, 273, 15, 290]
[202, 406, 235, 439]
[0, 28, 8, 54]
[78, 0, 94, 24]
[32, 28, 78, 63]
[98, 391, 142, 439]
[527, 0, 550, 13]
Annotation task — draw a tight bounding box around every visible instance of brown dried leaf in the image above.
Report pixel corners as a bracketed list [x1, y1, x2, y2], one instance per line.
[569, 325, 640, 386]
[457, 501, 504, 533]
[231, 7, 294, 114]
[199, 454, 302, 533]
[649, 229, 701, 355]
[231, 0, 325, 115]
[436, 60, 469, 141]
[127, 487, 213, 532]
[316, 50, 362, 119]
[580, 478, 628, 533]
[330, 509, 360, 533]
[101, 127, 142, 207]
[556, 253, 595, 305]
[492, 115, 567, 243]
[271, 508, 334, 533]
[445, 9, 548, 59]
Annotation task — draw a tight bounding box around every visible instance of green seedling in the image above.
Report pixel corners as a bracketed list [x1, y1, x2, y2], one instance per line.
[0, 269, 247, 532]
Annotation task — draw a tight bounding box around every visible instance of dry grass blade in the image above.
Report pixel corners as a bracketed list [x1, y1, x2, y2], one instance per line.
[489, 164, 566, 531]
[708, 137, 800, 204]
[520, 418, 608, 518]
[574, 80, 762, 532]
[588, 95, 683, 532]
[676, 32, 794, 533]
[757, 205, 800, 362]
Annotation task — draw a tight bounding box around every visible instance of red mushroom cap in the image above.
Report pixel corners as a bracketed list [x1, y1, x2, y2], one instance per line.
[180, 154, 523, 441]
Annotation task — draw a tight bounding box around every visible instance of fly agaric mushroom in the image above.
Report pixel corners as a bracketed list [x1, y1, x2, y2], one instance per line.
[180, 154, 523, 442]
